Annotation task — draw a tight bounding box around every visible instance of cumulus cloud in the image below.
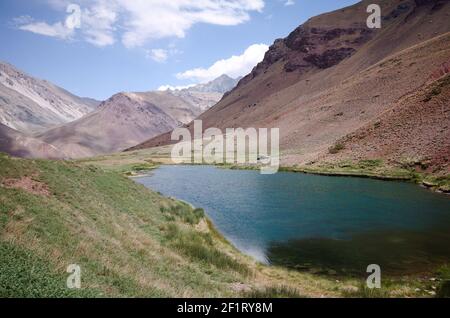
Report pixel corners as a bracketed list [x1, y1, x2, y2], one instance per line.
[15, 0, 265, 48]
[80, 1, 117, 46]
[19, 21, 74, 39]
[16, 1, 116, 46]
[147, 49, 169, 63]
[118, 0, 265, 48]
[176, 43, 269, 83]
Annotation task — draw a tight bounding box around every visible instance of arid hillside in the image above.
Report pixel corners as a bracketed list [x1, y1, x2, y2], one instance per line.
[34, 74, 239, 159]
[131, 0, 450, 173]
[319, 66, 450, 173]
[0, 123, 65, 159]
[36, 93, 181, 158]
[0, 62, 99, 133]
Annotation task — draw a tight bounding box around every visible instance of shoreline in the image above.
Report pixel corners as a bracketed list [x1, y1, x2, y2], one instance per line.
[152, 162, 449, 195]
[73, 153, 449, 297]
[130, 166, 449, 297]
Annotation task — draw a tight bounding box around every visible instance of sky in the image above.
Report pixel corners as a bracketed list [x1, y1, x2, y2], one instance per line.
[0, 0, 359, 100]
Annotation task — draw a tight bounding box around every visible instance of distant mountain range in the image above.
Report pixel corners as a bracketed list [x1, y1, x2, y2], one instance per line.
[0, 62, 99, 133]
[161, 74, 241, 111]
[0, 62, 239, 158]
[131, 0, 450, 174]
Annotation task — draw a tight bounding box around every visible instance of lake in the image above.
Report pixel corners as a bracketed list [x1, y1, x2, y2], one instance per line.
[135, 165, 450, 276]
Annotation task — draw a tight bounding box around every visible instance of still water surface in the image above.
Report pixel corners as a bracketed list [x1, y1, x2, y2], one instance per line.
[136, 166, 450, 275]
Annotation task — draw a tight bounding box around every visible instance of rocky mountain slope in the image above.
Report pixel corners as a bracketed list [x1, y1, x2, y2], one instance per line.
[162, 74, 240, 111]
[36, 93, 180, 158]
[0, 123, 65, 159]
[0, 62, 99, 133]
[131, 0, 450, 174]
[33, 74, 239, 159]
[0, 59, 238, 159]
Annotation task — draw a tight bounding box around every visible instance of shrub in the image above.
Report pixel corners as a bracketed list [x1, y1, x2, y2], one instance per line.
[164, 224, 250, 275]
[159, 203, 204, 225]
[329, 143, 345, 154]
[437, 280, 450, 298]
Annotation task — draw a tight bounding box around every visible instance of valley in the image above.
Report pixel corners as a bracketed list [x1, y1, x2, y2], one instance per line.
[1, 153, 449, 298]
[0, 0, 449, 299]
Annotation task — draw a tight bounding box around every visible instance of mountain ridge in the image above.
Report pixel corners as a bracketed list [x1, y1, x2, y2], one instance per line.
[129, 0, 450, 174]
[0, 60, 239, 159]
[32, 75, 240, 158]
[0, 62, 100, 133]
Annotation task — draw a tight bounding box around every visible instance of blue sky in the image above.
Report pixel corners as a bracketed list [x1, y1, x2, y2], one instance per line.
[0, 0, 359, 100]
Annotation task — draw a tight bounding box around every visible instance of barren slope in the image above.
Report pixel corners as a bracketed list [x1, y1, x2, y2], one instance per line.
[0, 62, 99, 133]
[0, 123, 65, 159]
[320, 67, 450, 173]
[32, 75, 239, 159]
[37, 93, 180, 158]
[130, 0, 450, 173]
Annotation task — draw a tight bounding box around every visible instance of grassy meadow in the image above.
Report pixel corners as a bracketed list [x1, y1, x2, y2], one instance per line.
[0, 152, 448, 297]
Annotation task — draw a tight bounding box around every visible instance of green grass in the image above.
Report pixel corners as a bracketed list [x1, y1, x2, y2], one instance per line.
[163, 223, 251, 276]
[244, 286, 306, 298]
[1, 152, 445, 298]
[436, 265, 450, 298]
[0, 153, 252, 297]
[1, 152, 344, 298]
[289, 159, 414, 181]
[159, 203, 205, 225]
[341, 284, 390, 298]
[0, 242, 100, 298]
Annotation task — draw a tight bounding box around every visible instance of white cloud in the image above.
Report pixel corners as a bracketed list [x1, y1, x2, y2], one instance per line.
[157, 84, 196, 91]
[19, 21, 74, 39]
[146, 47, 182, 63]
[176, 43, 269, 83]
[16, 1, 116, 46]
[284, 0, 295, 6]
[80, 1, 117, 46]
[15, 0, 265, 48]
[147, 49, 169, 63]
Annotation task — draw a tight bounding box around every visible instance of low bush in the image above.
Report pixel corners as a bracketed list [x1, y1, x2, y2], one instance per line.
[329, 143, 345, 154]
[164, 223, 250, 276]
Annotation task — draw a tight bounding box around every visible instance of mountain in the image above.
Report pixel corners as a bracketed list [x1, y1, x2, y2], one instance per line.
[184, 74, 241, 94]
[36, 93, 180, 158]
[0, 123, 65, 159]
[32, 75, 240, 159]
[161, 74, 240, 111]
[130, 0, 450, 173]
[0, 62, 99, 134]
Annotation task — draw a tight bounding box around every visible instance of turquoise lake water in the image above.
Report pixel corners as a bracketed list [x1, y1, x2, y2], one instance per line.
[135, 165, 450, 276]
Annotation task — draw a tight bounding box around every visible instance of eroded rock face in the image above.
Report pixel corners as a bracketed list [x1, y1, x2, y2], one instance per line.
[303, 48, 357, 69]
[415, 0, 440, 6]
[242, 0, 448, 80]
[414, 0, 447, 11]
[245, 24, 375, 77]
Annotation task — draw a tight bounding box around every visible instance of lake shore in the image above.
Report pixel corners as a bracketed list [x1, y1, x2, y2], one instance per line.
[135, 165, 447, 298]
[76, 146, 450, 194]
